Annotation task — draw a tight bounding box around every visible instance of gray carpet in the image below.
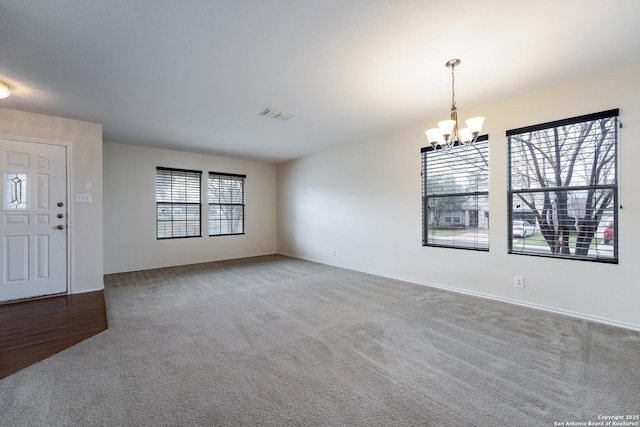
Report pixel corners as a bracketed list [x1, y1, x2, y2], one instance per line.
[1, 255, 639, 426]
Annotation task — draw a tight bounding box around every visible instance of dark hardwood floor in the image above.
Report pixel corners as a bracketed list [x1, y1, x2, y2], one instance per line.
[0, 291, 107, 380]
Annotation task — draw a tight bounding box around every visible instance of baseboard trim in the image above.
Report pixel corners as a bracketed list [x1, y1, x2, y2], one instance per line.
[409, 279, 640, 332]
[103, 252, 278, 275]
[279, 252, 640, 332]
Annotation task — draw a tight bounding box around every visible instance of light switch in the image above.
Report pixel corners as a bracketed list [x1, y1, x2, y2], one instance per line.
[75, 193, 92, 203]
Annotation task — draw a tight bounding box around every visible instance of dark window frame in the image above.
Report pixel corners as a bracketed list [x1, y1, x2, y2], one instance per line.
[156, 167, 202, 240]
[507, 109, 619, 263]
[208, 172, 246, 237]
[421, 135, 490, 251]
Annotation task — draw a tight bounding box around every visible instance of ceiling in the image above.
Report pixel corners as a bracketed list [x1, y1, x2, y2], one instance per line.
[1, 1, 639, 163]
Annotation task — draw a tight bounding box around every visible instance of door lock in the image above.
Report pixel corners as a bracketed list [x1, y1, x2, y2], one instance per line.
[56, 225, 64, 230]
[57, 202, 64, 207]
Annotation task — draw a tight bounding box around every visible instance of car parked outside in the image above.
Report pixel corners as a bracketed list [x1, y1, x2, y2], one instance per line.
[513, 220, 535, 238]
[602, 222, 614, 244]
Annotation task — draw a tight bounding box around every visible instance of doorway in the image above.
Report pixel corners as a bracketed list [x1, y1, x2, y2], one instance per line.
[0, 138, 68, 302]
[469, 210, 479, 228]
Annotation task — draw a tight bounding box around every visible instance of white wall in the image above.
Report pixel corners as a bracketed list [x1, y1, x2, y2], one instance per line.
[103, 142, 277, 273]
[277, 65, 640, 330]
[0, 107, 104, 293]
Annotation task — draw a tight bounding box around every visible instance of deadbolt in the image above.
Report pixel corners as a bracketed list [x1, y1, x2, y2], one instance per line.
[57, 213, 64, 218]
[57, 202, 64, 207]
[56, 225, 64, 230]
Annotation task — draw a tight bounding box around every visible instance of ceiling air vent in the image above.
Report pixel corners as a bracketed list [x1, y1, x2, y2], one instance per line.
[259, 108, 293, 121]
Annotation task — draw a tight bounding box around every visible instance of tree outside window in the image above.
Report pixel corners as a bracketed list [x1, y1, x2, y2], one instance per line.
[208, 173, 246, 236]
[507, 109, 618, 262]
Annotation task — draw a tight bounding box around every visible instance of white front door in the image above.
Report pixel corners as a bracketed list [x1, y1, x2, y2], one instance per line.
[0, 138, 67, 302]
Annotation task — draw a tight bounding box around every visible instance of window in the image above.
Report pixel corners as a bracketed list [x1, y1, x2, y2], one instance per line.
[156, 167, 202, 239]
[507, 109, 618, 262]
[4, 172, 28, 210]
[208, 172, 245, 236]
[444, 210, 462, 224]
[421, 135, 489, 250]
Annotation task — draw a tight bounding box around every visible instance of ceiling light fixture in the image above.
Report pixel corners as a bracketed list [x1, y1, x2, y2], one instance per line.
[425, 59, 484, 148]
[0, 81, 10, 99]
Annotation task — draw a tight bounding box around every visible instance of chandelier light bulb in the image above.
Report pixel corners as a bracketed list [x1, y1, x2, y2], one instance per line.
[466, 117, 485, 135]
[0, 81, 10, 99]
[438, 120, 456, 142]
[459, 128, 473, 144]
[426, 128, 442, 146]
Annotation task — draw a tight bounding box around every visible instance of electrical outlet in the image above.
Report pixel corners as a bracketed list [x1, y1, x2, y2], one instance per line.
[514, 276, 525, 288]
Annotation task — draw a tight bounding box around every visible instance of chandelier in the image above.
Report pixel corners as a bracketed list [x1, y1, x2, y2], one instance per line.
[425, 59, 484, 148]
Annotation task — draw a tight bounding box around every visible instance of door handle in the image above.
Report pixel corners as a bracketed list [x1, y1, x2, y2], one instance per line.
[56, 225, 64, 230]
